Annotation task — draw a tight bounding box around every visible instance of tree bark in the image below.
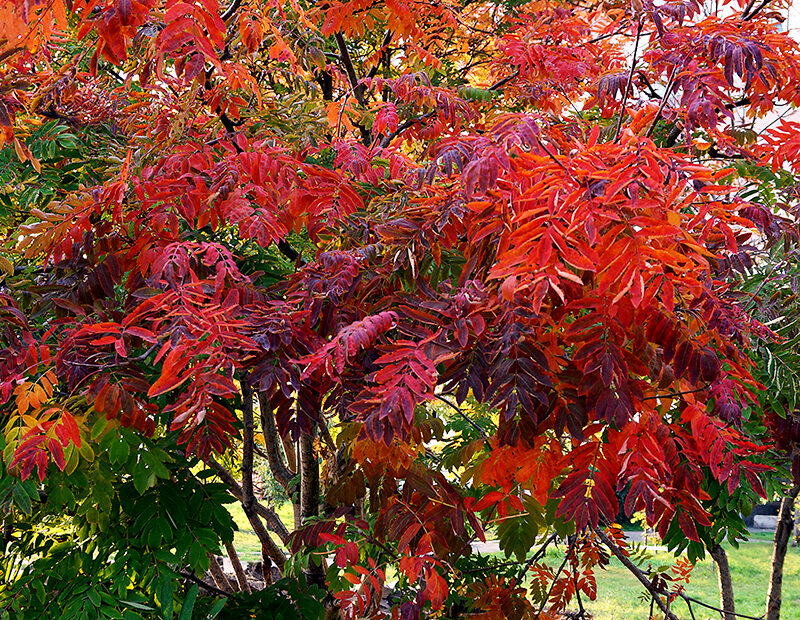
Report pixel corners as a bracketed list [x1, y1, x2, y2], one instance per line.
[240, 382, 287, 574]
[203, 457, 290, 544]
[224, 540, 251, 593]
[300, 424, 325, 587]
[207, 553, 235, 593]
[257, 392, 296, 491]
[766, 483, 800, 620]
[300, 430, 320, 523]
[710, 543, 736, 620]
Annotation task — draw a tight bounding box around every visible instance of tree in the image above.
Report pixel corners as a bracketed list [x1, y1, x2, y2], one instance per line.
[2, 0, 800, 618]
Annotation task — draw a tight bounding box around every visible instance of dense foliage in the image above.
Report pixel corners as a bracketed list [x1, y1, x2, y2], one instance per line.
[2, 0, 800, 618]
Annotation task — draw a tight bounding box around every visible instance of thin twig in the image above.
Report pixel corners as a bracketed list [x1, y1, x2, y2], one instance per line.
[645, 67, 676, 139]
[435, 394, 487, 438]
[614, 18, 643, 141]
[379, 111, 436, 148]
[594, 528, 679, 620]
[536, 537, 576, 618]
[179, 571, 232, 598]
[675, 591, 766, 620]
[488, 69, 520, 91]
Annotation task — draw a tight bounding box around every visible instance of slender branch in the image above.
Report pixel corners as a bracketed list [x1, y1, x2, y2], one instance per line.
[202, 457, 291, 544]
[435, 394, 487, 438]
[594, 528, 679, 620]
[459, 533, 559, 575]
[536, 537, 575, 618]
[334, 32, 367, 107]
[224, 540, 251, 593]
[179, 571, 232, 598]
[598, 530, 768, 620]
[207, 552, 235, 593]
[614, 18, 643, 141]
[366, 30, 393, 80]
[379, 111, 435, 148]
[645, 67, 676, 139]
[257, 392, 296, 492]
[334, 32, 372, 145]
[488, 69, 520, 92]
[676, 591, 766, 620]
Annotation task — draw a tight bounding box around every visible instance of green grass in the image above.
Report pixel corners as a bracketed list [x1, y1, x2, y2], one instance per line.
[582, 541, 800, 620]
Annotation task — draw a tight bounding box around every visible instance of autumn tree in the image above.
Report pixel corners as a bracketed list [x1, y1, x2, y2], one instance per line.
[2, 0, 800, 618]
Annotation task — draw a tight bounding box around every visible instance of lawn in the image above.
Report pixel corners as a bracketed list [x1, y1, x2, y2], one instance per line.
[226, 504, 800, 619]
[554, 540, 800, 620]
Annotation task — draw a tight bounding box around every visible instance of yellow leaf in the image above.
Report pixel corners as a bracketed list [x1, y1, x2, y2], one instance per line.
[0, 254, 12, 274]
[13, 137, 25, 162]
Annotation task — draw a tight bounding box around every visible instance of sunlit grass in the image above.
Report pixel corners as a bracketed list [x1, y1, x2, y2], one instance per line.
[575, 541, 800, 619]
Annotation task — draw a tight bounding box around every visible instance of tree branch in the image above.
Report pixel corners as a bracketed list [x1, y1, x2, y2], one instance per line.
[202, 457, 291, 544]
[334, 32, 367, 107]
[366, 30, 393, 80]
[488, 69, 520, 91]
[257, 392, 296, 492]
[241, 382, 287, 574]
[334, 32, 372, 145]
[207, 552, 236, 593]
[180, 571, 232, 598]
[435, 394, 487, 438]
[379, 111, 435, 148]
[536, 536, 576, 618]
[743, 0, 771, 20]
[614, 18, 643, 141]
[594, 528, 679, 620]
[224, 540, 252, 593]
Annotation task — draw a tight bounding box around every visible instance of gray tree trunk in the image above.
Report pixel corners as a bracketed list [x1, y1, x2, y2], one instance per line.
[710, 544, 736, 620]
[766, 484, 800, 620]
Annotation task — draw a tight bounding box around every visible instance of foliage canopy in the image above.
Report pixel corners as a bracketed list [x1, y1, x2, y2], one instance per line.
[2, 0, 800, 618]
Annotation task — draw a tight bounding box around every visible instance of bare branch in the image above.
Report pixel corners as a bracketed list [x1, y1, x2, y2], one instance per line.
[594, 528, 679, 620]
[224, 540, 251, 593]
[488, 69, 520, 92]
[435, 394, 487, 438]
[207, 552, 236, 593]
[257, 392, 296, 492]
[202, 457, 291, 544]
[179, 571, 232, 598]
[614, 18, 643, 141]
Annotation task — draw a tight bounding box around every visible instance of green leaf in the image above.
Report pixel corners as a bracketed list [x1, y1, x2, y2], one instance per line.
[120, 601, 155, 612]
[205, 599, 227, 619]
[178, 584, 198, 620]
[110, 439, 130, 465]
[12, 484, 33, 515]
[160, 574, 174, 619]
